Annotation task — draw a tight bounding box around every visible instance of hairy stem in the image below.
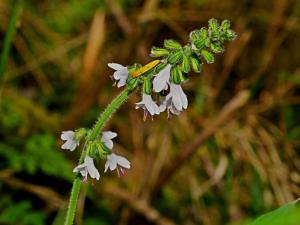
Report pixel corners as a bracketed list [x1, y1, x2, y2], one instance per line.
[64, 86, 133, 225]
[88, 86, 133, 140]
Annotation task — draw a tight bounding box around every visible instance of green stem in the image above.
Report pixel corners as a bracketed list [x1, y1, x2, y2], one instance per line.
[64, 176, 81, 225]
[63, 86, 133, 225]
[89, 87, 133, 140]
[0, 0, 22, 80]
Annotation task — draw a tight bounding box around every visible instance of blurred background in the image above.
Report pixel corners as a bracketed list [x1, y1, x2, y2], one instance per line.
[0, 0, 300, 224]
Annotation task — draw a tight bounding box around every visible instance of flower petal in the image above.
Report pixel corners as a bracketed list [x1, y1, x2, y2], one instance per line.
[117, 78, 127, 87]
[170, 84, 183, 110]
[143, 94, 160, 115]
[153, 64, 171, 92]
[62, 140, 79, 151]
[178, 85, 188, 109]
[108, 63, 126, 70]
[115, 155, 131, 169]
[61, 131, 74, 141]
[85, 156, 100, 180]
[113, 70, 127, 80]
[102, 131, 117, 140]
[106, 154, 117, 171]
[103, 140, 113, 149]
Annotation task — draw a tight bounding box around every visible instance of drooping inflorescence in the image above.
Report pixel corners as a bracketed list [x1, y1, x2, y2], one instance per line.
[61, 19, 236, 181]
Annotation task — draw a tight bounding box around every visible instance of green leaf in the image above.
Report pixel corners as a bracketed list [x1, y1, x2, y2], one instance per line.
[150, 47, 170, 57]
[250, 200, 300, 225]
[164, 39, 182, 50]
[167, 50, 183, 64]
[201, 49, 215, 64]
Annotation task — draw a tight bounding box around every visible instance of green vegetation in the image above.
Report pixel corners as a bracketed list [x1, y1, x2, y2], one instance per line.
[0, 0, 299, 225]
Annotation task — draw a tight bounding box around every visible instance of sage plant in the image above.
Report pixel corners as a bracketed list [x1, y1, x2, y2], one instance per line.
[61, 18, 236, 225]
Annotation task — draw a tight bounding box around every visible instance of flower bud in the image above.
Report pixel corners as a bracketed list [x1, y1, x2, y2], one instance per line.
[154, 61, 168, 73]
[201, 49, 215, 64]
[150, 47, 170, 57]
[167, 50, 183, 64]
[210, 42, 224, 53]
[74, 128, 87, 141]
[225, 29, 237, 41]
[143, 78, 152, 95]
[220, 20, 231, 31]
[126, 77, 140, 91]
[171, 65, 185, 84]
[190, 54, 202, 73]
[164, 39, 182, 50]
[94, 140, 111, 159]
[208, 18, 219, 31]
[190, 28, 208, 50]
[181, 53, 190, 73]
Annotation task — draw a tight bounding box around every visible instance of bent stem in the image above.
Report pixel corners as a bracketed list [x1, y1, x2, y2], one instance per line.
[64, 87, 133, 225]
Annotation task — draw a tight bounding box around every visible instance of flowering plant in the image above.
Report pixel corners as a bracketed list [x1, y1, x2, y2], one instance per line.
[62, 18, 236, 225]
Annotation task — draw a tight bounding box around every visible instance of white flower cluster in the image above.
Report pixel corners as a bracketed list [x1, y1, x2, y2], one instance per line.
[61, 130, 130, 181]
[109, 63, 188, 119]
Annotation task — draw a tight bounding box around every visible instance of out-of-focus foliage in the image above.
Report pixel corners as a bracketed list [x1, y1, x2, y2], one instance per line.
[0, 0, 300, 225]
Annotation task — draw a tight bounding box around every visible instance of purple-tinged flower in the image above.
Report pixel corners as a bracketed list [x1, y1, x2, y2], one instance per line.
[104, 153, 131, 176]
[159, 94, 182, 117]
[61, 131, 79, 151]
[169, 83, 188, 111]
[73, 156, 100, 180]
[135, 94, 160, 120]
[101, 131, 117, 149]
[108, 63, 129, 88]
[153, 64, 171, 92]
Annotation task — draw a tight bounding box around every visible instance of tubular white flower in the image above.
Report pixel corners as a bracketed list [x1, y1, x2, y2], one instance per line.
[73, 156, 100, 180]
[135, 94, 160, 119]
[61, 130, 80, 151]
[159, 94, 182, 116]
[101, 131, 117, 149]
[108, 63, 129, 88]
[153, 64, 171, 92]
[170, 83, 188, 111]
[104, 153, 130, 176]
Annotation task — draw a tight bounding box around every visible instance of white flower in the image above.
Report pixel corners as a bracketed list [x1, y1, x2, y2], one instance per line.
[101, 131, 117, 149]
[169, 83, 188, 111]
[105, 153, 131, 176]
[135, 94, 160, 120]
[61, 130, 79, 151]
[153, 64, 171, 92]
[159, 94, 182, 117]
[108, 63, 129, 88]
[73, 156, 100, 180]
